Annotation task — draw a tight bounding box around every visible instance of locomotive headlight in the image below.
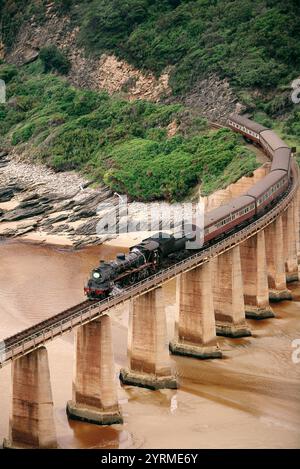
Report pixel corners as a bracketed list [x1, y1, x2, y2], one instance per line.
[93, 272, 100, 279]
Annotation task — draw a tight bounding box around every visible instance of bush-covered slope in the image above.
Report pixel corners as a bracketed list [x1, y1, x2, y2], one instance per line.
[0, 61, 258, 201]
[1, 0, 300, 98]
[78, 0, 300, 95]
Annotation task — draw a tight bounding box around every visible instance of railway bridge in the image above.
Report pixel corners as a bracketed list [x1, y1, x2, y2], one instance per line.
[1, 123, 299, 449]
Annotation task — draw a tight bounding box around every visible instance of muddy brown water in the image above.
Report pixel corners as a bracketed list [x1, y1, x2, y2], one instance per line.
[0, 240, 299, 448]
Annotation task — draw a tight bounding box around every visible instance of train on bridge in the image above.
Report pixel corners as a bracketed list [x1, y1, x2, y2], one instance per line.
[84, 115, 295, 300]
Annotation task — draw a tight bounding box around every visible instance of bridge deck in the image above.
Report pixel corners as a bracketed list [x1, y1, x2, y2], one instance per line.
[0, 160, 298, 367]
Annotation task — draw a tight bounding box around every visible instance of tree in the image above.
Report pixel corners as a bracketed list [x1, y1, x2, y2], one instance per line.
[39, 46, 71, 75]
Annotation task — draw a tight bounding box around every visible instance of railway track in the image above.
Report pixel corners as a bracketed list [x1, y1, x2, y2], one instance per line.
[0, 159, 298, 367]
[3, 300, 97, 348]
[1, 117, 299, 367]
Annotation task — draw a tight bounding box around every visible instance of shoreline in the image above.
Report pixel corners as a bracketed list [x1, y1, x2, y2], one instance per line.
[0, 150, 116, 249]
[0, 146, 267, 251]
[0, 230, 168, 251]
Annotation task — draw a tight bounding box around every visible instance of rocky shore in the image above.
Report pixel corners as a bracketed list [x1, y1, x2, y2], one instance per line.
[0, 150, 188, 250]
[0, 149, 117, 248]
[0, 143, 267, 250]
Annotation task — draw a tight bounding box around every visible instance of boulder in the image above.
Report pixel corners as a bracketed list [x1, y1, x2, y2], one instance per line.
[0, 188, 14, 202]
[2, 204, 53, 222]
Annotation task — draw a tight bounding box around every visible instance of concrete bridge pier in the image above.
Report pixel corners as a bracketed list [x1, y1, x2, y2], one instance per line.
[283, 203, 299, 282]
[213, 246, 252, 337]
[265, 216, 292, 301]
[240, 231, 274, 319]
[120, 287, 177, 390]
[3, 346, 57, 449]
[67, 315, 122, 425]
[169, 263, 222, 357]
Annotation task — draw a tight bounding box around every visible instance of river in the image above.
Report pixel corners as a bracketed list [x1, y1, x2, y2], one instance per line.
[0, 240, 299, 448]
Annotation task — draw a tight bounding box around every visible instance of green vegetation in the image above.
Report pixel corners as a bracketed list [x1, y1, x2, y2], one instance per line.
[1, 1, 299, 101]
[272, 109, 300, 165]
[284, 110, 300, 139]
[1, 1, 299, 198]
[75, 0, 300, 96]
[40, 46, 71, 75]
[0, 62, 258, 201]
[0, 0, 46, 50]
[103, 133, 257, 199]
[0, 63, 18, 82]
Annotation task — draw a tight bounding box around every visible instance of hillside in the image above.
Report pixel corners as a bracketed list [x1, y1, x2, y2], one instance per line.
[0, 61, 258, 201]
[1, 2, 300, 100]
[0, 0, 299, 200]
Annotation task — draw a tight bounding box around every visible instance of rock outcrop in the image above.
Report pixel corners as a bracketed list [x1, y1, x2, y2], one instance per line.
[3, 6, 239, 117]
[0, 151, 116, 248]
[5, 9, 171, 103]
[166, 75, 243, 124]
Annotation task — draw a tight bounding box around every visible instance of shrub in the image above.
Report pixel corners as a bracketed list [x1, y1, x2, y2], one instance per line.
[12, 123, 36, 144]
[253, 112, 274, 128]
[53, 0, 73, 14]
[49, 128, 100, 171]
[1, 63, 259, 201]
[0, 64, 18, 83]
[284, 110, 300, 137]
[101, 130, 258, 201]
[40, 46, 71, 75]
[77, 0, 300, 97]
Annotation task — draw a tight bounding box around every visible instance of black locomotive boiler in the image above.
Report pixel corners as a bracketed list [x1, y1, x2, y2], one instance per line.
[84, 231, 194, 299]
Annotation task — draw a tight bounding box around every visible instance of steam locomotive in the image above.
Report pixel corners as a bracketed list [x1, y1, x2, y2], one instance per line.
[84, 114, 295, 300]
[84, 230, 196, 299]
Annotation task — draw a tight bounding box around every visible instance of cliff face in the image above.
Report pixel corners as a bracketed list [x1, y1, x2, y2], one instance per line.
[4, 8, 172, 102]
[2, 0, 299, 127]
